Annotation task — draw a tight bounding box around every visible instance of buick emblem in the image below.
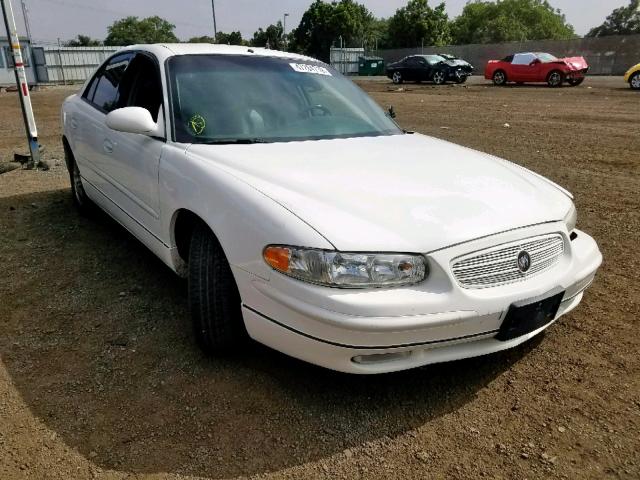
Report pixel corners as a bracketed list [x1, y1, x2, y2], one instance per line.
[517, 251, 531, 273]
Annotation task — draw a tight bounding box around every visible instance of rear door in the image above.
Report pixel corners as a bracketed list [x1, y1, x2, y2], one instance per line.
[71, 52, 134, 192]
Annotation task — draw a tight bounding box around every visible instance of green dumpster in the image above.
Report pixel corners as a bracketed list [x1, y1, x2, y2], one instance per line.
[358, 56, 385, 76]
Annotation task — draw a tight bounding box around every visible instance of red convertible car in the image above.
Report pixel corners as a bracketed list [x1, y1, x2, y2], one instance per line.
[485, 52, 589, 87]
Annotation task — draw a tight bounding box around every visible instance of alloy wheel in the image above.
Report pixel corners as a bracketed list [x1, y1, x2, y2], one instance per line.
[433, 71, 445, 85]
[631, 73, 640, 90]
[548, 72, 562, 87]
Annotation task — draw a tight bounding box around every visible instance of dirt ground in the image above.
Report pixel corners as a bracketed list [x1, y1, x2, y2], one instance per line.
[0, 76, 638, 480]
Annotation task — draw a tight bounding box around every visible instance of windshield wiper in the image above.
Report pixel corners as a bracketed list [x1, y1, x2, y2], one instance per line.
[200, 138, 269, 145]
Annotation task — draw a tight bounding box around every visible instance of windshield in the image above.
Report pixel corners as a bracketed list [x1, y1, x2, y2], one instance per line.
[167, 54, 403, 144]
[536, 53, 558, 63]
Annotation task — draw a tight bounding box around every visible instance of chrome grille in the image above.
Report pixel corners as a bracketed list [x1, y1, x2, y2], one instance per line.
[451, 234, 565, 288]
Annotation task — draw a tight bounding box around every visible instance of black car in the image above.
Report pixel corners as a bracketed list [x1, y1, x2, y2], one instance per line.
[386, 54, 474, 85]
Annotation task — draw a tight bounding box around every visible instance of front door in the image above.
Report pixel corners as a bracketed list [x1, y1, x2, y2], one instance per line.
[100, 53, 166, 237]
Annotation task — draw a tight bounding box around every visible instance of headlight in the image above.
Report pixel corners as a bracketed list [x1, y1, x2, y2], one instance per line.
[263, 246, 427, 288]
[564, 204, 577, 232]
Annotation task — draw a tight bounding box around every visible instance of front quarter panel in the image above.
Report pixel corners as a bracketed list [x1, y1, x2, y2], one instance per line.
[159, 145, 335, 280]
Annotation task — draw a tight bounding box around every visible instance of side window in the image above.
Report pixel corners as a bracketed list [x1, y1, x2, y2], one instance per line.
[117, 54, 163, 122]
[3, 46, 30, 67]
[512, 53, 535, 66]
[84, 53, 133, 113]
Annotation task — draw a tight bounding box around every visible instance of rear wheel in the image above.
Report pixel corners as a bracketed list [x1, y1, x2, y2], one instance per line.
[392, 71, 403, 84]
[432, 70, 446, 85]
[492, 70, 507, 86]
[547, 70, 564, 88]
[66, 146, 95, 216]
[568, 78, 584, 87]
[188, 223, 248, 355]
[630, 72, 640, 90]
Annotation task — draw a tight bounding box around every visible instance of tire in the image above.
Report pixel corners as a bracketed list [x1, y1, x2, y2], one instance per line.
[432, 70, 446, 85]
[492, 70, 507, 86]
[392, 71, 403, 84]
[66, 145, 95, 216]
[547, 70, 564, 88]
[456, 75, 468, 84]
[188, 223, 248, 355]
[568, 78, 584, 87]
[630, 72, 640, 90]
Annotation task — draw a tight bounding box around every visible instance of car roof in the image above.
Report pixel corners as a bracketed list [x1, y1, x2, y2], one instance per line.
[116, 43, 317, 63]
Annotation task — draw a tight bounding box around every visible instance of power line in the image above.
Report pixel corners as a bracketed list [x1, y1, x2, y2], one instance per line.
[31, 0, 213, 31]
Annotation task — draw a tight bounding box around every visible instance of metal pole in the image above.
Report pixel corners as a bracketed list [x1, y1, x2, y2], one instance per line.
[283, 12, 288, 51]
[211, 0, 217, 40]
[1, 0, 39, 167]
[57, 37, 66, 85]
[20, 0, 30, 41]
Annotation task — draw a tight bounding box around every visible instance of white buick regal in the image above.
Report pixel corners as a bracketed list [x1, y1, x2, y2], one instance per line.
[61, 44, 602, 374]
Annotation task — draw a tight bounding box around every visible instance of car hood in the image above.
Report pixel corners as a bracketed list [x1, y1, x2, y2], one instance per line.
[445, 59, 473, 69]
[188, 134, 572, 252]
[557, 56, 588, 70]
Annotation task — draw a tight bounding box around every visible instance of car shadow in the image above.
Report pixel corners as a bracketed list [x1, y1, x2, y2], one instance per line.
[0, 188, 542, 478]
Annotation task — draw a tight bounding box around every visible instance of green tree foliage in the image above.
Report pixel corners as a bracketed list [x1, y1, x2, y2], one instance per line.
[290, 0, 376, 62]
[104, 16, 179, 46]
[65, 35, 101, 47]
[451, 0, 575, 44]
[251, 21, 286, 50]
[387, 0, 451, 48]
[188, 33, 246, 45]
[587, 0, 640, 37]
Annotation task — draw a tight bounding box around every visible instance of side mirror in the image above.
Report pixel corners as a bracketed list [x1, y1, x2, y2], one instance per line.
[106, 107, 161, 136]
[387, 105, 396, 119]
[530, 59, 541, 66]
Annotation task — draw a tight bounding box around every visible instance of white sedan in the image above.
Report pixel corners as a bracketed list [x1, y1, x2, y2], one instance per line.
[61, 44, 602, 374]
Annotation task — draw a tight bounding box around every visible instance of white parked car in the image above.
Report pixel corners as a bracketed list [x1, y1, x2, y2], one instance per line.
[61, 44, 602, 374]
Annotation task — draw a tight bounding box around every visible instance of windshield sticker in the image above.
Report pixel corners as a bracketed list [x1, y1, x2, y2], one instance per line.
[290, 63, 332, 76]
[188, 114, 206, 135]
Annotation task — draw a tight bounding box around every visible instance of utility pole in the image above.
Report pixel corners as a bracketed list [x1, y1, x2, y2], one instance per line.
[211, 0, 217, 40]
[19, 0, 30, 42]
[1, 0, 40, 168]
[283, 12, 289, 51]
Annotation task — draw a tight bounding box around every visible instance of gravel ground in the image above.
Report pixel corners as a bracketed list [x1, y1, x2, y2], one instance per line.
[0, 77, 638, 480]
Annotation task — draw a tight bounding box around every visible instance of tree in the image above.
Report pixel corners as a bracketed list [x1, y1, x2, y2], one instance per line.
[451, 0, 575, 45]
[104, 16, 179, 46]
[251, 22, 285, 49]
[189, 32, 246, 45]
[65, 34, 101, 47]
[587, 0, 640, 37]
[290, 0, 377, 62]
[387, 0, 451, 48]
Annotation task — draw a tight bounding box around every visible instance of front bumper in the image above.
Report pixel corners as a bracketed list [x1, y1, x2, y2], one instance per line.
[235, 223, 601, 374]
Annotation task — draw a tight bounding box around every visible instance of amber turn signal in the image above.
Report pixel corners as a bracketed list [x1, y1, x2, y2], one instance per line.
[263, 246, 291, 272]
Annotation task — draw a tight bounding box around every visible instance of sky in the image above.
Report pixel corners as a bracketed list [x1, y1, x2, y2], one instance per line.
[5, 0, 629, 45]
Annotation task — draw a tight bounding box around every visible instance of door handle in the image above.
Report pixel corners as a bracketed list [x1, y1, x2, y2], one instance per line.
[103, 139, 114, 154]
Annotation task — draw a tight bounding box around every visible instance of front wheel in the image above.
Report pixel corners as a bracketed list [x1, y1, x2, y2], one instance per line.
[630, 72, 640, 90]
[432, 70, 446, 85]
[568, 78, 585, 87]
[188, 223, 248, 355]
[547, 70, 564, 88]
[456, 75, 468, 84]
[492, 70, 507, 86]
[391, 71, 403, 84]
